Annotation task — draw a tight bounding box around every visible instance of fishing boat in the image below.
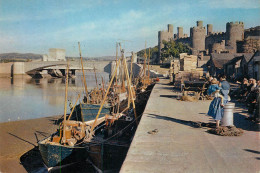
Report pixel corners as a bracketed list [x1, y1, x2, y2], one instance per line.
[38, 45, 139, 172]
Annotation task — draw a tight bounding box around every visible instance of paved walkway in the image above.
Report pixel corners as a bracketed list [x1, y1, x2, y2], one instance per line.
[121, 79, 259, 173]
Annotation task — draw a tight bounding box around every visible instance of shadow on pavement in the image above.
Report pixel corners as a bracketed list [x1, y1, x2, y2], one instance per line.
[147, 113, 216, 128]
[243, 149, 260, 154]
[233, 111, 259, 132]
[160, 95, 178, 99]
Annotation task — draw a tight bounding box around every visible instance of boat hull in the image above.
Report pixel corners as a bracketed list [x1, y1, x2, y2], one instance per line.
[38, 137, 88, 168]
[88, 142, 129, 172]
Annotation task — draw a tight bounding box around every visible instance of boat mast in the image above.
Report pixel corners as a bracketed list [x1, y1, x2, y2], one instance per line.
[67, 94, 81, 120]
[115, 42, 118, 86]
[78, 42, 89, 103]
[90, 59, 121, 133]
[148, 47, 150, 80]
[143, 41, 147, 78]
[122, 51, 138, 124]
[130, 51, 134, 83]
[62, 62, 69, 143]
[94, 66, 98, 89]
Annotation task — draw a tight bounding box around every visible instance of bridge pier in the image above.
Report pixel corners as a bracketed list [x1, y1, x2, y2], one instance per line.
[13, 62, 25, 75]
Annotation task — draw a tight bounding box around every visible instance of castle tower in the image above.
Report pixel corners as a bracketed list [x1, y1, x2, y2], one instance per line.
[158, 24, 174, 63]
[190, 21, 206, 55]
[207, 24, 213, 35]
[197, 21, 203, 28]
[168, 24, 173, 34]
[226, 21, 244, 53]
[177, 27, 184, 39]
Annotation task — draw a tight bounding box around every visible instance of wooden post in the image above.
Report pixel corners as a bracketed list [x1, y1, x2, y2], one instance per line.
[78, 42, 89, 102]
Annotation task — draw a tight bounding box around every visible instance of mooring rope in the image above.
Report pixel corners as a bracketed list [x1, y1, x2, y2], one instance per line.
[71, 112, 143, 148]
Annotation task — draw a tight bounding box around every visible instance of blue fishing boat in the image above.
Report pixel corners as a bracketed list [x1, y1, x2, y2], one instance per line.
[38, 103, 111, 168]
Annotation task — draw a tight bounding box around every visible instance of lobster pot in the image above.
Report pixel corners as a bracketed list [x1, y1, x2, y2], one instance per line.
[221, 102, 235, 126]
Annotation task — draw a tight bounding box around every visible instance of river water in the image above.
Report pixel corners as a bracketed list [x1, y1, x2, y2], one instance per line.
[0, 72, 109, 122]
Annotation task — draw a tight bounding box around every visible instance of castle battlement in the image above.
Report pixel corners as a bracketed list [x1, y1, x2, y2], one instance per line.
[191, 26, 206, 30]
[208, 32, 226, 36]
[227, 21, 244, 26]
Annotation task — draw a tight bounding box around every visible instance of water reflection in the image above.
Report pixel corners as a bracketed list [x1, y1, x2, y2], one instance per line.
[0, 72, 109, 122]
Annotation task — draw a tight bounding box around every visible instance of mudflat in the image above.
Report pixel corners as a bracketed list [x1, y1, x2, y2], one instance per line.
[0, 115, 60, 172]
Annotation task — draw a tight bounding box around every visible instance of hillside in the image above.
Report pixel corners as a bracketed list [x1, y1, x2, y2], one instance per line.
[0, 53, 116, 62]
[0, 53, 43, 60]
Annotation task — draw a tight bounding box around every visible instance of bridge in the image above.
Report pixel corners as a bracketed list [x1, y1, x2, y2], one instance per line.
[9, 60, 112, 77]
[0, 60, 160, 79]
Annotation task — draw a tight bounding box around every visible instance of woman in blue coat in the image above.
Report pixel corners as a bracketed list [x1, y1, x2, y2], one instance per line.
[207, 75, 230, 128]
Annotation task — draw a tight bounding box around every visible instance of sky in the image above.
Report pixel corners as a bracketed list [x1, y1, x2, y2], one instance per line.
[0, 0, 259, 57]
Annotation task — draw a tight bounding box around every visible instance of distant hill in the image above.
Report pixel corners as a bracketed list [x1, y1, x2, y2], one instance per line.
[0, 53, 43, 60]
[0, 53, 116, 62]
[67, 56, 117, 61]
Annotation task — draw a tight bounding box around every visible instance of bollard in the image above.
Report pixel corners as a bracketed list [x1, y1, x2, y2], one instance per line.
[221, 102, 235, 126]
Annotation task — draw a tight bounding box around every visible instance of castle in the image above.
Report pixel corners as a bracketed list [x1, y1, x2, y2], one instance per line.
[157, 21, 260, 63]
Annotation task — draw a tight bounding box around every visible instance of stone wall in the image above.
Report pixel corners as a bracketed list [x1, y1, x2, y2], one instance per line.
[244, 26, 260, 38]
[237, 36, 260, 53]
[205, 32, 226, 51]
[211, 40, 226, 53]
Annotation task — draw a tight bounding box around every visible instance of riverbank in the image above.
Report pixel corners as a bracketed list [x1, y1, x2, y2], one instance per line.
[0, 115, 60, 172]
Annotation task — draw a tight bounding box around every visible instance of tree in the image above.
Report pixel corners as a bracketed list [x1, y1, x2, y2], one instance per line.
[137, 46, 158, 58]
[161, 40, 191, 63]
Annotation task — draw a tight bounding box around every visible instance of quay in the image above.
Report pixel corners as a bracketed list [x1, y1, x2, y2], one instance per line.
[121, 79, 259, 173]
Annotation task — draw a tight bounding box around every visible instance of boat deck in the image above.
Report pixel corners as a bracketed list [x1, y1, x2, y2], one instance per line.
[120, 79, 259, 173]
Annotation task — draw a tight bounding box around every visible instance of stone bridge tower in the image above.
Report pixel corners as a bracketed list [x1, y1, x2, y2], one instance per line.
[158, 24, 174, 63]
[190, 21, 206, 55]
[225, 21, 244, 53]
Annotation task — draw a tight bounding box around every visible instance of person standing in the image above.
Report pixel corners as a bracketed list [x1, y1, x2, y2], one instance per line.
[207, 75, 230, 128]
[219, 75, 230, 103]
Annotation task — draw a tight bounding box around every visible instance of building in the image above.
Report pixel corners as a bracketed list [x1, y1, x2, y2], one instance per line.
[208, 53, 241, 76]
[224, 53, 253, 80]
[247, 51, 260, 80]
[42, 48, 66, 61]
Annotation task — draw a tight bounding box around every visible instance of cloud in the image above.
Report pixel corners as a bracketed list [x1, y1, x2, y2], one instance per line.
[49, 9, 146, 41]
[200, 0, 260, 9]
[0, 0, 111, 22]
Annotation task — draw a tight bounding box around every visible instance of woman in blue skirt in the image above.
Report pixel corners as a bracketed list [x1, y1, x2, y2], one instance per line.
[207, 75, 230, 128]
